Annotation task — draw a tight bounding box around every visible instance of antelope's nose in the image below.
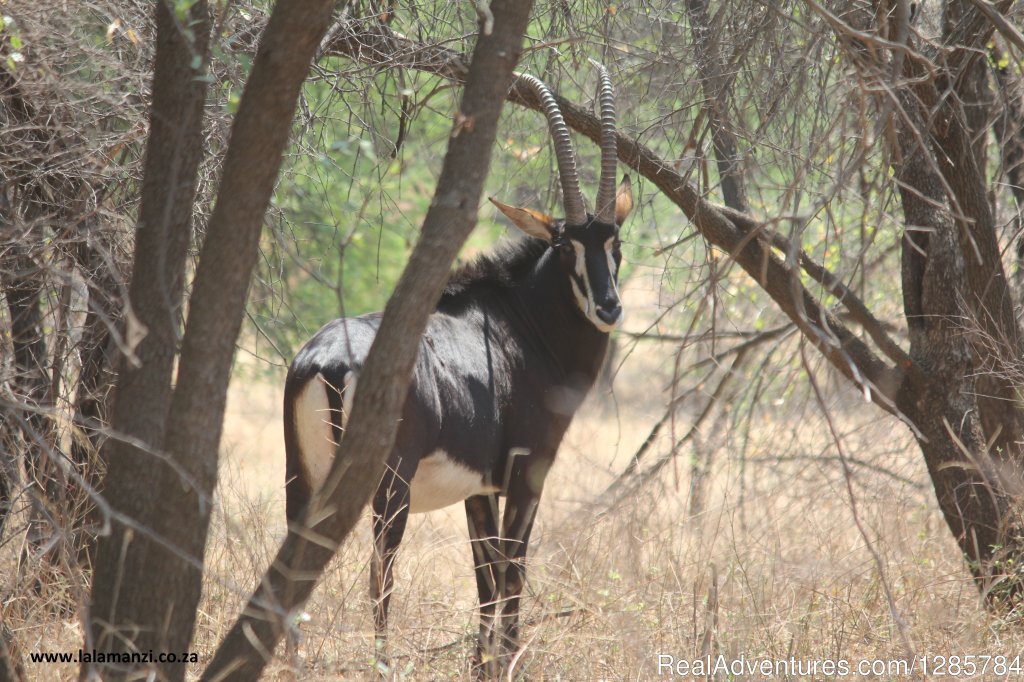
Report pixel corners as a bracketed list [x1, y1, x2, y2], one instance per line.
[596, 303, 622, 325]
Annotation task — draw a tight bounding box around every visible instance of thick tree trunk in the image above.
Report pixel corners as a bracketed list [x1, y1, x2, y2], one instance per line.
[87, 0, 340, 678]
[894, 93, 1022, 594]
[200, 2, 534, 678]
[0, 68, 64, 575]
[889, 0, 1024, 597]
[85, 1, 212, 678]
[921, 1, 1024, 468]
[1, 241, 63, 590]
[0, 44, 123, 575]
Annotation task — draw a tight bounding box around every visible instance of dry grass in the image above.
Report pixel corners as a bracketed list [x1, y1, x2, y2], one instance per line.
[9, 372, 1024, 680]
[9, 277, 1024, 680]
[190, 362, 1024, 679]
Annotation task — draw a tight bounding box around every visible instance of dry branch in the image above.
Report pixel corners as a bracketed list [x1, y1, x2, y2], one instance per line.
[308, 16, 908, 416]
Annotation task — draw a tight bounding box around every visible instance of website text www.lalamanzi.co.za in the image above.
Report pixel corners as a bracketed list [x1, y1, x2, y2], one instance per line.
[30, 649, 199, 665]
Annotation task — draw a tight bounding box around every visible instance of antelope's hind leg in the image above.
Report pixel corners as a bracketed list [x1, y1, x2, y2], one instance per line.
[369, 459, 413, 669]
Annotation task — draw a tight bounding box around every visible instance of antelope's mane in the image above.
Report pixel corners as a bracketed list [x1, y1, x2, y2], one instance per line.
[440, 236, 549, 301]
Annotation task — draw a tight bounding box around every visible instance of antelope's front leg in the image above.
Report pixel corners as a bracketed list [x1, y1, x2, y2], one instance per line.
[466, 494, 502, 677]
[496, 478, 540, 664]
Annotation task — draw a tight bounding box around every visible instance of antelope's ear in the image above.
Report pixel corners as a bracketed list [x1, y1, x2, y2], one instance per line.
[490, 198, 557, 242]
[615, 175, 634, 225]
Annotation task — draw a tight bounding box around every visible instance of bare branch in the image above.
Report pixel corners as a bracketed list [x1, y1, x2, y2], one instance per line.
[311, 17, 908, 415]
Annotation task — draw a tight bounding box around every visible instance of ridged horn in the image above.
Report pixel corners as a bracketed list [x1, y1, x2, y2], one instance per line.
[516, 74, 588, 225]
[591, 61, 618, 224]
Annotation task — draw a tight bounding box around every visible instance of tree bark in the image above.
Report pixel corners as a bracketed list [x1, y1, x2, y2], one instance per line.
[85, 1, 212, 678]
[201, 2, 534, 678]
[0, 40, 125, 572]
[1, 245, 55, 507]
[894, 90, 1020, 594]
[922, 6, 1023, 463]
[0, 62, 64, 572]
[686, 0, 748, 212]
[885, 0, 1024, 596]
[992, 47, 1024, 280]
[87, 0, 344, 677]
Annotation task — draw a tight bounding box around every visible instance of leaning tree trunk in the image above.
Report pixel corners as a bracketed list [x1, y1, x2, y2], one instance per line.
[201, 2, 535, 678]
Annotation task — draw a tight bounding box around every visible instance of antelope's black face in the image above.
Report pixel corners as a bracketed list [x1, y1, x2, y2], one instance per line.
[490, 175, 634, 333]
[554, 220, 623, 331]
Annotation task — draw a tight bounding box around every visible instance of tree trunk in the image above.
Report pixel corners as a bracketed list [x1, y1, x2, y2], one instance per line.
[200, 2, 535, 678]
[1, 239, 64, 592]
[86, 0, 341, 678]
[686, 0, 748, 213]
[85, 1, 212, 678]
[0, 68, 64, 580]
[0, 43, 124, 576]
[893, 91, 1022, 595]
[70, 227, 123, 568]
[918, 59, 1024, 468]
[992, 49, 1024, 282]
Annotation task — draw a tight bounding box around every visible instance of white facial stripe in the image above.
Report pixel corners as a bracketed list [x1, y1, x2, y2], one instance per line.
[571, 239, 587, 283]
[605, 236, 620, 283]
[570, 239, 596, 315]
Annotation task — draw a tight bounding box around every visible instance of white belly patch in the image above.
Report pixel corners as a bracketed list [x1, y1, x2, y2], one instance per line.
[409, 450, 498, 514]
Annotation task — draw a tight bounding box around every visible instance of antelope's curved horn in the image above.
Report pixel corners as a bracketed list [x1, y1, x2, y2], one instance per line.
[516, 74, 588, 225]
[591, 62, 618, 224]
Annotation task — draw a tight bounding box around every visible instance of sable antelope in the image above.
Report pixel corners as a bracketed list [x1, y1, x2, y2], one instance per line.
[284, 66, 633, 673]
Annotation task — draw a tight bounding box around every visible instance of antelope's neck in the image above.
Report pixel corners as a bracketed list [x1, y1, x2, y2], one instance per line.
[509, 249, 610, 384]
